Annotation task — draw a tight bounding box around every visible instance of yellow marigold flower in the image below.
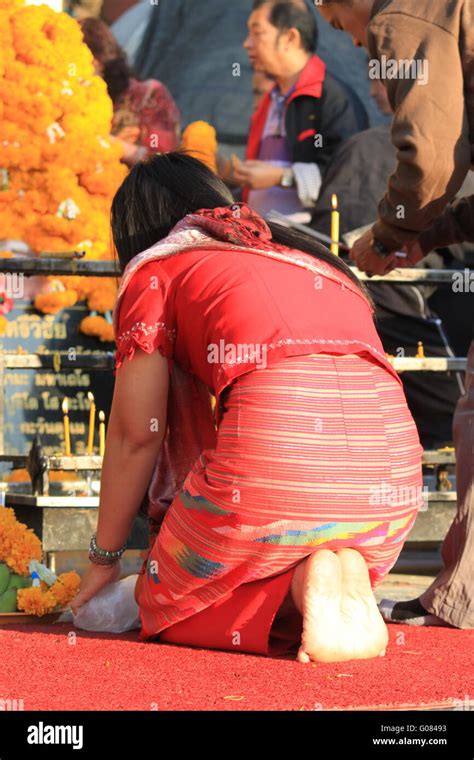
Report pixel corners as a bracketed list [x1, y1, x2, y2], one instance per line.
[17, 586, 57, 616]
[87, 288, 116, 313]
[181, 121, 218, 173]
[34, 290, 78, 315]
[4, 468, 29, 482]
[79, 315, 114, 342]
[48, 471, 78, 482]
[49, 571, 81, 606]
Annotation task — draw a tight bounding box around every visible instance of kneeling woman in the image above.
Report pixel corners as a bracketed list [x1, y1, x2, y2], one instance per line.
[72, 153, 423, 662]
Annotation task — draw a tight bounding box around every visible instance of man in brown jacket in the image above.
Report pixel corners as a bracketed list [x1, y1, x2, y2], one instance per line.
[318, 0, 473, 629]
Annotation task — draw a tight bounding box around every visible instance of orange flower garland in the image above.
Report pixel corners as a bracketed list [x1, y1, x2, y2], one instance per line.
[0, 508, 80, 615]
[79, 315, 114, 342]
[0, 507, 42, 576]
[17, 571, 81, 616]
[0, 0, 126, 334]
[34, 290, 78, 315]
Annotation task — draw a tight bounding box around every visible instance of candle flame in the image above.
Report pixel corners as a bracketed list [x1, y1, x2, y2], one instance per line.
[62, 397, 69, 414]
[87, 391, 95, 402]
[99, 410, 105, 422]
[331, 193, 338, 210]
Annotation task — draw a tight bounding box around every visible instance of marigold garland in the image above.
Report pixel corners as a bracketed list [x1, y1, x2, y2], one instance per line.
[79, 315, 114, 342]
[16, 586, 57, 616]
[0, 508, 80, 614]
[6, 469, 78, 483]
[0, 0, 126, 332]
[34, 289, 78, 315]
[17, 570, 81, 615]
[0, 507, 42, 575]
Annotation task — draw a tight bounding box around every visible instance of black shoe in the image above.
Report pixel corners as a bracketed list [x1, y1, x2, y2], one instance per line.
[379, 597, 453, 627]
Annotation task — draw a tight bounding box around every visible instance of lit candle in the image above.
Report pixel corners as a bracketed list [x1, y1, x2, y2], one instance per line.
[87, 391, 96, 456]
[99, 410, 105, 457]
[331, 193, 340, 257]
[62, 397, 71, 456]
[416, 341, 425, 359]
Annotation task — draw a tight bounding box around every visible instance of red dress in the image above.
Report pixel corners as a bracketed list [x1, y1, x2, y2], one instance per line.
[114, 205, 423, 656]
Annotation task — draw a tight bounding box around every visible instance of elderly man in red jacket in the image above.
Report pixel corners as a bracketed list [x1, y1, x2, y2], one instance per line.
[235, 0, 363, 217]
[317, 0, 474, 630]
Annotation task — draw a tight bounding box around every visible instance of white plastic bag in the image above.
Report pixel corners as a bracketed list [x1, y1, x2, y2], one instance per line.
[72, 574, 141, 633]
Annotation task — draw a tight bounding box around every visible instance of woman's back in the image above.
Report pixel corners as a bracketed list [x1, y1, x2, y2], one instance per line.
[115, 240, 398, 406]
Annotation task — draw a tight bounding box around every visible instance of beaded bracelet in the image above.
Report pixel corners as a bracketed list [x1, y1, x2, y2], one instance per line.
[88, 534, 126, 566]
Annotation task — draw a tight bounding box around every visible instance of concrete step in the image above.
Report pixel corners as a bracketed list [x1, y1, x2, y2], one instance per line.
[410, 501, 456, 541]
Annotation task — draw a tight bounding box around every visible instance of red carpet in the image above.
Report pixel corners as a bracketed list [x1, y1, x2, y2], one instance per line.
[0, 622, 472, 711]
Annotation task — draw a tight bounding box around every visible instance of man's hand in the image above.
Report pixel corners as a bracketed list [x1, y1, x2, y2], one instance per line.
[350, 229, 397, 276]
[397, 239, 426, 268]
[232, 159, 284, 190]
[70, 561, 122, 615]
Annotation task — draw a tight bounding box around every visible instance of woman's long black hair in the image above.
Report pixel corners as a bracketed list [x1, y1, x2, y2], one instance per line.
[111, 152, 369, 300]
[80, 18, 133, 102]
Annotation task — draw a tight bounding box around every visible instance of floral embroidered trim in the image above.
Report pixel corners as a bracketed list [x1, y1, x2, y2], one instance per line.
[215, 338, 389, 377]
[116, 320, 176, 347]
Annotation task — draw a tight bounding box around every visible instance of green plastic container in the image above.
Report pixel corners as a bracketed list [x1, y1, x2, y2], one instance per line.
[0, 562, 32, 612]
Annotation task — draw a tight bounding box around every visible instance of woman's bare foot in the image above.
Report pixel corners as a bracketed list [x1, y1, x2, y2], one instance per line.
[291, 548, 388, 663]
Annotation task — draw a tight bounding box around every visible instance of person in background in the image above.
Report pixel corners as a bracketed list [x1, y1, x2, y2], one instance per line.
[218, 70, 276, 186]
[101, 0, 138, 26]
[234, 0, 363, 218]
[110, 0, 152, 66]
[66, 0, 103, 20]
[252, 69, 277, 112]
[311, 70, 470, 450]
[317, 0, 474, 630]
[311, 75, 393, 237]
[80, 17, 181, 166]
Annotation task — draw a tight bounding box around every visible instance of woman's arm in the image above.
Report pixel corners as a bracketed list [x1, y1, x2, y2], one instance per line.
[71, 348, 169, 612]
[96, 348, 169, 551]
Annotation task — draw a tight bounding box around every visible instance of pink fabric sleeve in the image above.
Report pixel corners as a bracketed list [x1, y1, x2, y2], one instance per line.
[114, 262, 176, 370]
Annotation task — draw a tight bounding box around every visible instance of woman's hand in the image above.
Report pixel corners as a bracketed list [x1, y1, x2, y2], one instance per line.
[114, 126, 141, 143]
[70, 561, 122, 615]
[110, 135, 144, 163]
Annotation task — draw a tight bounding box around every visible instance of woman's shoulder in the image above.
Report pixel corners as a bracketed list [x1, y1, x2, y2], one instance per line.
[121, 257, 171, 292]
[127, 77, 175, 106]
